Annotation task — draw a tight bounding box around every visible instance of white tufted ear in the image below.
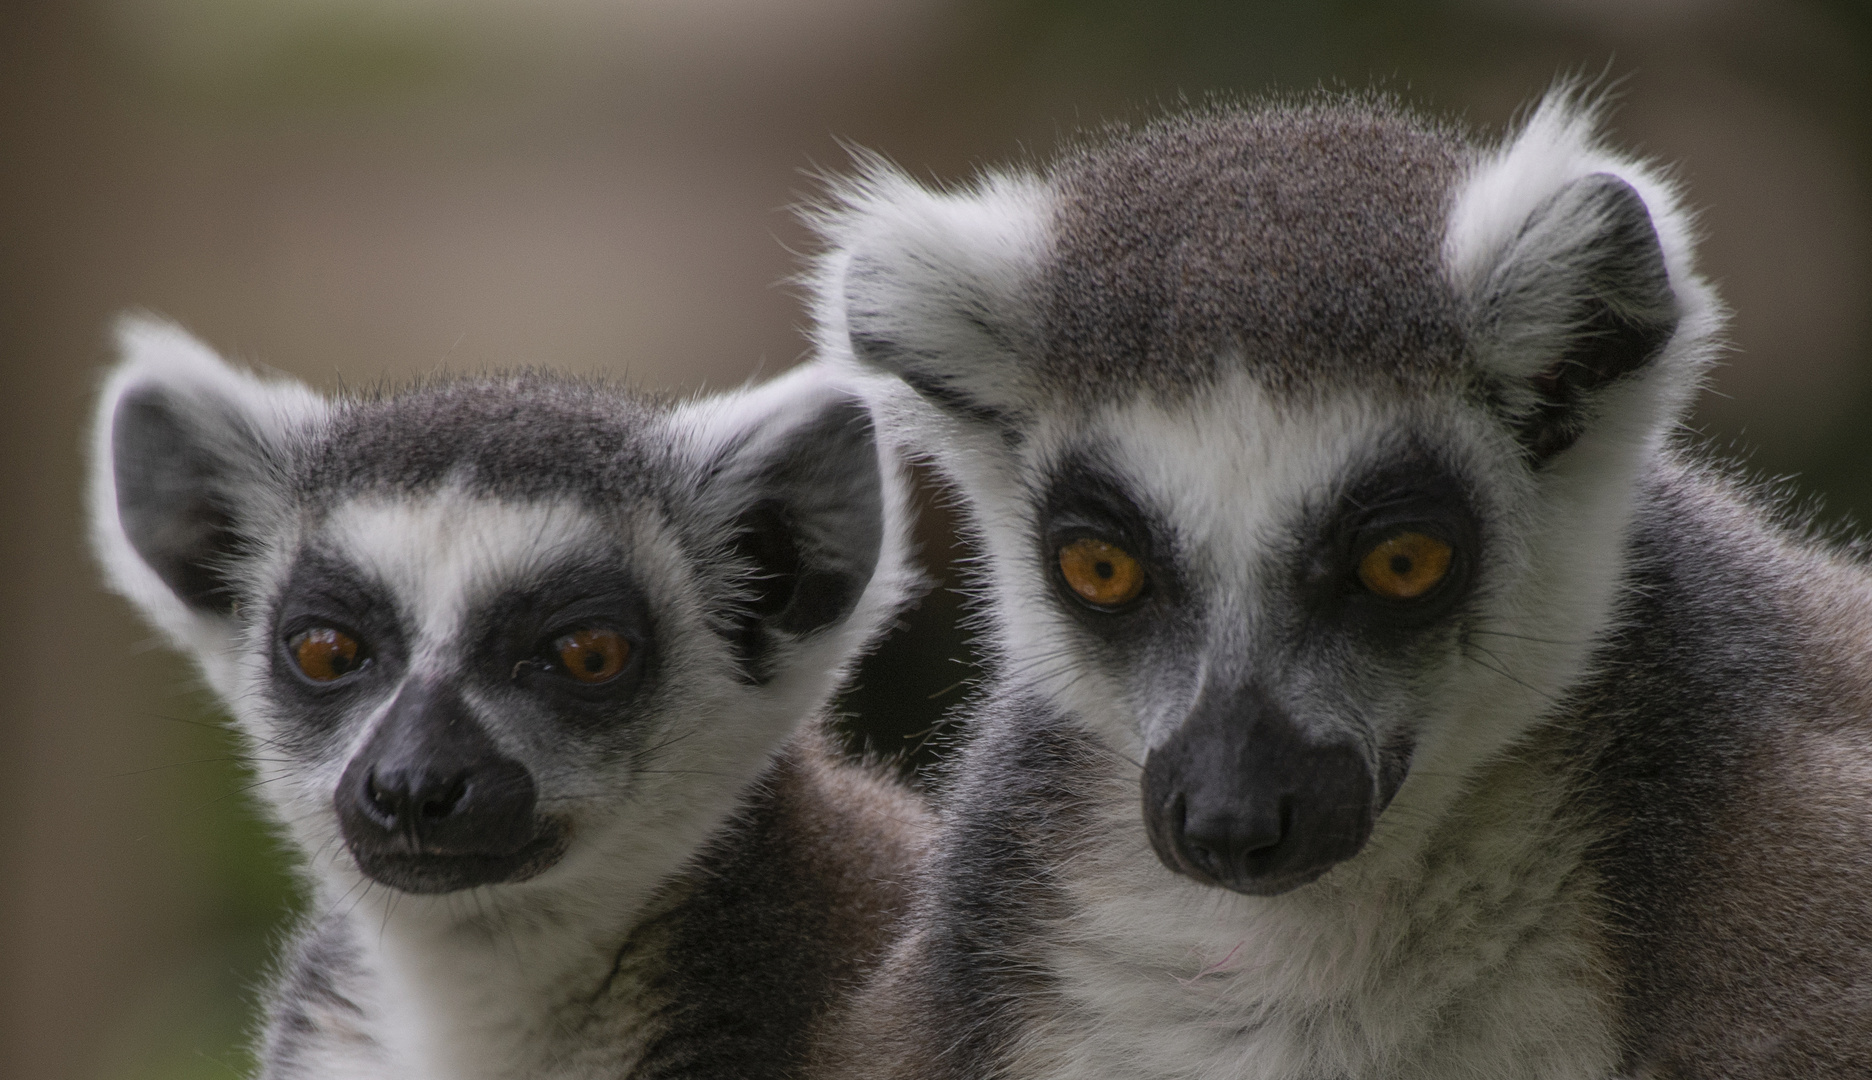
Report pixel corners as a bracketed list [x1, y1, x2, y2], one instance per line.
[1445, 91, 1722, 463]
[807, 158, 1055, 427]
[89, 315, 328, 657]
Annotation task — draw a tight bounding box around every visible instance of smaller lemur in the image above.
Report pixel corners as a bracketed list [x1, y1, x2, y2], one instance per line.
[812, 91, 1872, 1078]
[90, 318, 927, 1080]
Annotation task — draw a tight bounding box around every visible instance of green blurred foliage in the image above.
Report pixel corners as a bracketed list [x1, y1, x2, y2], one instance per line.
[103, 0, 478, 112]
[101, 708, 299, 1080]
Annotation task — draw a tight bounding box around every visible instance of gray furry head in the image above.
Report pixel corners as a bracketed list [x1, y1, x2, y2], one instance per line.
[91, 316, 914, 919]
[819, 91, 1706, 425]
[1038, 99, 1469, 399]
[813, 90, 1722, 895]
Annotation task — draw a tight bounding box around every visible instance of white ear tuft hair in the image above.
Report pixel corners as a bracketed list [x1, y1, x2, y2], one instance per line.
[89, 315, 327, 657]
[1445, 86, 1720, 354]
[805, 156, 1055, 423]
[1448, 90, 1681, 296]
[1445, 87, 1724, 457]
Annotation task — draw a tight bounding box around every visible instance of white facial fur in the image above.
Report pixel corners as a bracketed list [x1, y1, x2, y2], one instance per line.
[920, 364, 1696, 871]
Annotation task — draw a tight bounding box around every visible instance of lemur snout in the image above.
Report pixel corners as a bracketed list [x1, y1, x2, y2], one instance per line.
[1142, 683, 1376, 896]
[363, 764, 467, 828]
[336, 681, 567, 894]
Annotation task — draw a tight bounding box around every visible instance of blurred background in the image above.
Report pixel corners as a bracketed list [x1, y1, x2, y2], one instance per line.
[1, 1, 1867, 1077]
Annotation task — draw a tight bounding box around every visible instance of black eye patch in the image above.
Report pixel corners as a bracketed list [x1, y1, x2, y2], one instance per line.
[467, 555, 656, 717]
[1300, 449, 1481, 630]
[1035, 456, 1185, 629]
[267, 551, 408, 740]
[274, 554, 406, 669]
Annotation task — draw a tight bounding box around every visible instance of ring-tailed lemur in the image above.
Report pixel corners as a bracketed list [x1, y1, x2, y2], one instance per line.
[809, 92, 1872, 1078]
[89, 317, 929, 1080]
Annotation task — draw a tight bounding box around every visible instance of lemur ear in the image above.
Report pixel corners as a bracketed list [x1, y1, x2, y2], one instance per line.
[815, 165, 1050, 428]
[90, 316, 326, 648]
[681, 364, 887, 680]
[1465, 172, 1681, 463]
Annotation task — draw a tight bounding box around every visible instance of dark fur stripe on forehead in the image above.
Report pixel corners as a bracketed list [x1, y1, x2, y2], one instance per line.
[307, 372, 669, 505]
[1040, 97, 1472, 398]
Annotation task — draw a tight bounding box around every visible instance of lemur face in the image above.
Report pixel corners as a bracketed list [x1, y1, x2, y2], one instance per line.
[825, 95, 1712, 896]
[257, 494, 685, 894]
[1014, 387, 1506, 895]
[94, 320, 897, 910]
[894, 375, 1535, 895]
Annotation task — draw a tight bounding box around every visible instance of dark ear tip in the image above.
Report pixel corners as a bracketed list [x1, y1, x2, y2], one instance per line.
[791, 392, 883, 486]
[1494, 172, 1684, 466]
[1573, 173, 1663, 247]
[109, 381, 254, 614]
[715, 383, 889, 681]
[1575, 171, 1643, 202]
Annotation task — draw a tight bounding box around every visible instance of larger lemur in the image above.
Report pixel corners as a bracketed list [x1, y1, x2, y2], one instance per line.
[812, 92, 1872, 1078]
[90, 318, 928, 1080]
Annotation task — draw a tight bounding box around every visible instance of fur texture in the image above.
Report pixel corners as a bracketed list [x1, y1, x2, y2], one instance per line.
[810, 89, 1871, 1078]
[90, 319, 930, 1079]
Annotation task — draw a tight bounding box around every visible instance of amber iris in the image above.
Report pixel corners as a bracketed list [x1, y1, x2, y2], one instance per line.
[556, 628, 630, 684]
[1357, 531, 1454, 600]
[292, 627, 364, 681]
[1058, 538, 1146, 608]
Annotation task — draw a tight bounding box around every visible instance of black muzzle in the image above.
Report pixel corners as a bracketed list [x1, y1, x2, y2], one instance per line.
[1142, 682, 1377, 895]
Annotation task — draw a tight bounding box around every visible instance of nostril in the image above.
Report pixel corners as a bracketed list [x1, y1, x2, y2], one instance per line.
[1183, 840, 1222, 878]
[365, 769, 397, 820]
[360, 768, 466, 828]
[1171, 795, 1227, 879]
[334, 684, 549, 886]
[1246, 795, 1294, 858]
[419, 777, 466, 821]
[1176, 795, 1291, 884]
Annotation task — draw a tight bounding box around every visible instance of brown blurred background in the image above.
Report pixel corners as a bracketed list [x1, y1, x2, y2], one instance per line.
[1, 1, 1867, 1077]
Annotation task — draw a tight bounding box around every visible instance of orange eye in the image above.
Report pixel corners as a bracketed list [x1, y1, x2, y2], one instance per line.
[292, 627, 365, 681]
[1058, 538, 1146, 608]
[555, 629, 629, 684]
[1357, 531, 1454, 600]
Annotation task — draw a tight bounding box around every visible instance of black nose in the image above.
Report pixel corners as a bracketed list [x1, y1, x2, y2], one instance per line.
[336, 682, 564, 893]
[1142, 682, 1378, 896]
[1173, 790, 1290, 885]
[359, 763, 469, 834]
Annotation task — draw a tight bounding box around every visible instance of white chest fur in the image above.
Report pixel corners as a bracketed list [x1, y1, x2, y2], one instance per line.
[281, 895, 669, 1080]
[1011, 753, 1620, 1080]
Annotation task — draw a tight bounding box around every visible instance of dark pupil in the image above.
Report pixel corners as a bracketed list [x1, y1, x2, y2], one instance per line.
[1094, 560, 1114, 580]
[1390, 554, 1414, 577]
[581, 649, 605, 673]
[330, 649, 354, 675]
